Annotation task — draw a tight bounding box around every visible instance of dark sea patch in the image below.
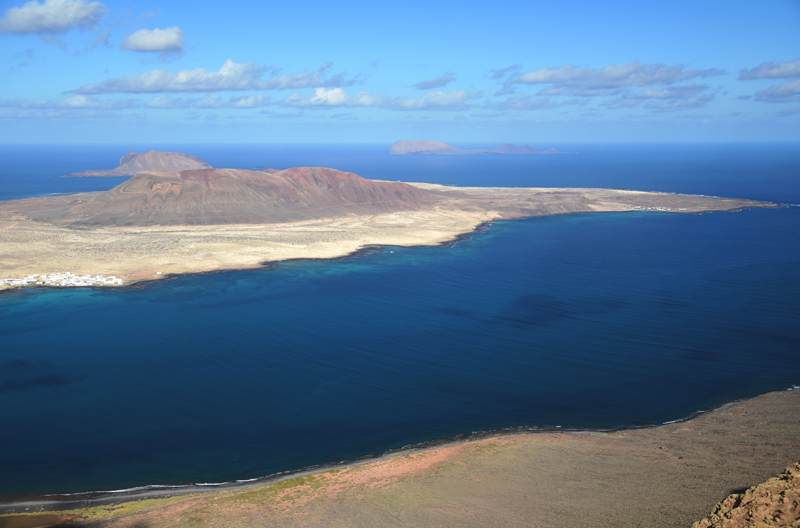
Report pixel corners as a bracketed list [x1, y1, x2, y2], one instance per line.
[497, 293, 625, 327]
[678, 348, 721, 363]
[0, 359, 83, 393]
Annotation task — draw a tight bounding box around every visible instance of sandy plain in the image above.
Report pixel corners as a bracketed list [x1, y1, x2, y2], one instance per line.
[1, 389, 798, 528]
[0, 183, 776, 290]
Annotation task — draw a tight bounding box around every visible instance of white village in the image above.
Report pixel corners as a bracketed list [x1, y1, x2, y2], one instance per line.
[0, 272, 124, 289]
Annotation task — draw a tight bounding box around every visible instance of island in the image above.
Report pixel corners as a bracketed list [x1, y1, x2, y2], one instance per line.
[389, 140, 565, 155]
[63, 150, 212, 177]
[0, 164, 779, 291]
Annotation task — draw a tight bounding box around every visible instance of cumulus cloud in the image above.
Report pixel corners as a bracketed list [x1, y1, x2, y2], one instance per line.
[490, 65, 522, 95]
[74, 60, 356, 94]
[602, 84, 714, 111]
[0, 95, 139, 109]
[738, 59, 800, 103]
[413, 72, 455, 90]
[490, 65, 520, 80]
[194, 94, 271, 108]
[643, 95, 715, 113]
[382, 90, 479, 111]
[121, 27, 184, 53]
[514, 62, 724, 96]
[739, 59, 800, 80]
[0, 0, 107, 34]
[260, 63, 356, 90]
[144, 94, 191, 109]
[629, 84, 707, 99]
[76, 59, 264, 93]
[484, 95, 578, 111]
[282, 87, 365, 107]
[753, 79, 800, 103]
[281, 88, 479, 111]
[144, 93, 272, 109]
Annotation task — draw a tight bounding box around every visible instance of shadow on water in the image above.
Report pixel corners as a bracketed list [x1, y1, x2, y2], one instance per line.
[0, 359, 82, 393]
[496, 293, 625, 327]
[679, 348, 722, 362]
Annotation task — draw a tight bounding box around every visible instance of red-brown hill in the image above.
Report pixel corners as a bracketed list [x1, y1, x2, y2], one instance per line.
[34, 167, 442, 226]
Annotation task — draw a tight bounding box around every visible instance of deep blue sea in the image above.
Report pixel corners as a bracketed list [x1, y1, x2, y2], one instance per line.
[0, 143, 799, 499]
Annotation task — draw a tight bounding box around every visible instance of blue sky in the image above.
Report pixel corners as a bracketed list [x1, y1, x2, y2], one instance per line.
[1, 0, 799, 143]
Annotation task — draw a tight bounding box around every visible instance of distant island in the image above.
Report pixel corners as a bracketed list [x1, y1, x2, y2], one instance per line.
[64, 150, 212, 177]
[390, 140, 565, 155]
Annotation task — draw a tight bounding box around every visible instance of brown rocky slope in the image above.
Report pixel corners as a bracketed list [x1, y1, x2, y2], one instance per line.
[34, 167, 443, 226]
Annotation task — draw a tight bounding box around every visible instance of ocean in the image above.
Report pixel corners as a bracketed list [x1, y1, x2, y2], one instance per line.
[0, 143, 798, 499]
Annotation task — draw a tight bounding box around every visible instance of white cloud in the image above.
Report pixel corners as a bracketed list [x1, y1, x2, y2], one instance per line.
[753, 79, 800, 103]
[383, 90, 479, 111]
[490, 65, 520, 80]
[144, 93, 271, 109]
[739, 59, 800, 80]
[194, 94, 271, 108]
[413, 72, 455, 90]
[281, 88, 479, 111]
[0, 0, 107, 34]
[0, 95, 139, 109]
[258, 63, 356, 90]
[515, 62, 724, 96]
[121, 27, 184, 53]
[281, 88, 376, 108]
[603, 84, 713, 111]
[643, 95, 715, 113]
[484, 95, 578, 111]
[630, 85, 707, 99]
[74, 60, 355, 94]
[144, 94, 191, 109]
[76, 59, 264, 93]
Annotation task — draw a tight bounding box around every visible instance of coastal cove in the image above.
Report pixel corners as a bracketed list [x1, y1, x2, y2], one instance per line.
[0, 143, 799, 501]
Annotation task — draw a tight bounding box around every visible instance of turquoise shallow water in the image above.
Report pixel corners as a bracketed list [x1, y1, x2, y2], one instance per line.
[0, 144, 798, 498]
